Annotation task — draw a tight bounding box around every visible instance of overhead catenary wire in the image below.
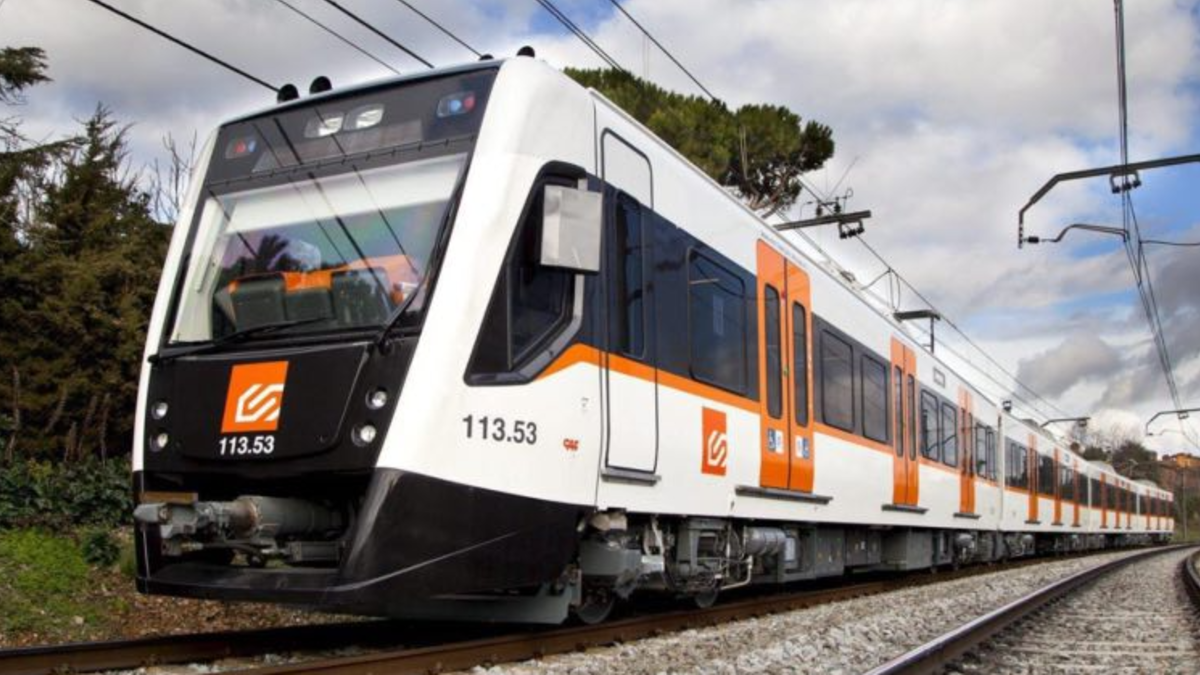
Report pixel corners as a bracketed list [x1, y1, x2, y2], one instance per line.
[83, 0, 278, 92]
[605, 0, 715, 99]
[393, 0, 481, 57]
[321, 0, 433, 69]
[533, 0, 627, 73]
[273, 0, 400, 75]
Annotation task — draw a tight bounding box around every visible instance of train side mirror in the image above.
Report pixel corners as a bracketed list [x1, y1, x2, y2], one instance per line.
[540, 183, 601, 273]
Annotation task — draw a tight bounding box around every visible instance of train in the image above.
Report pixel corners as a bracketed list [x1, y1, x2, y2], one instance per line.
[131, 54, 1174, 624]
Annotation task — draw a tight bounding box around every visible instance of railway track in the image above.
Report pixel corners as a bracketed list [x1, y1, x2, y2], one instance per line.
[865, 543, 1200, 675]
[0, 548, 1177, 675]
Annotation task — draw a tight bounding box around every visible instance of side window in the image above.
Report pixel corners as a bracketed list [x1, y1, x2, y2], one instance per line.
[986, 429, 996, 480]
[974, 424, 987, 477]
[820, 331, 854, 431]
[893, 366, 904, 457]
[1038, 455, 1054, 495]
[688, 251, 748, 392]
[764, 286, 782, 419]
[613, 194, 645, 357]
[920, 391, 939, 460]
[468, 178, 574, 377]
[940, 403, 957, 467]
[861, 355, 889, 443]
[907, 376, 916, 458]
[1091, 478, 1100, 507]
[793, 303, 809, 426]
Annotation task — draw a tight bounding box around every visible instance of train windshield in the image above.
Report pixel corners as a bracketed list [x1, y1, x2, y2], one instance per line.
[167, 67, 496, 345]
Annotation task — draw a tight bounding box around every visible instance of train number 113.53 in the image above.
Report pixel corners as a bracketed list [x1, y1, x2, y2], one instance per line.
[462, 414, 537, 445]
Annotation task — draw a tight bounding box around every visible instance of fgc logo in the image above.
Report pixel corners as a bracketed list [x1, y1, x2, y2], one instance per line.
[221, 362, 289, 434]
[701, 407, 728, 476]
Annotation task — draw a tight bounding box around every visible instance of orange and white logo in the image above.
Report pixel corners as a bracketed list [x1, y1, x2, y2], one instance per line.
[701, 407, 728, 476]
[221, 362, 289, 434]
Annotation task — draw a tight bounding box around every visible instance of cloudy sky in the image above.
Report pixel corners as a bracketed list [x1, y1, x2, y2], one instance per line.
[3, 0, 1199, 452]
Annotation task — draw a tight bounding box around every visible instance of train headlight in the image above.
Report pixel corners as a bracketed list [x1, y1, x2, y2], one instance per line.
[153, 432, 170, 451]
[152, 400, 169, 420]
[355, 424, 377, 445]
[366, 389, 388, 410]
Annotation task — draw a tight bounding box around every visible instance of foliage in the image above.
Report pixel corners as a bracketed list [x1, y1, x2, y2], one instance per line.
[1, 47, 170, 461]
[0, 529, 99, 637]
[81, 528, 121, 568]
[0, 47, 49, 106]
[565, 67, 835, 217]
[0, 458, 131, 529]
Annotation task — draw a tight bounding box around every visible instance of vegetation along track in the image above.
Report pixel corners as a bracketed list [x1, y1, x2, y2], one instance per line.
[865, 544, 1200, 675]
[0, 548, 1170, 675]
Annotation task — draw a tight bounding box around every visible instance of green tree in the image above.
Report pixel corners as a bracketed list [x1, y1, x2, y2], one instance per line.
[566, 68, 834, 217]
[1, 49, 169, 461]
[0, 47, 50, 105]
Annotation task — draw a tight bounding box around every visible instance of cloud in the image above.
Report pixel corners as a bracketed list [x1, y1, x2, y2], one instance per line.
[1016, 334, 1124, 398]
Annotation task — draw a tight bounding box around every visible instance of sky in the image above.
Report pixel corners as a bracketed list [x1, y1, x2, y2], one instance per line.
[2, 0, 1199, 454]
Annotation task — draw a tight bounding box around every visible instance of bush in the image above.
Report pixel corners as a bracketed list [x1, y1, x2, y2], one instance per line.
[81, 528, 120, 567]
[0, 457, 130, 529]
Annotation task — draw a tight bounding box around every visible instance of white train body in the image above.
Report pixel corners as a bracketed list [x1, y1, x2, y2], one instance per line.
[132, 57, 1173, 622]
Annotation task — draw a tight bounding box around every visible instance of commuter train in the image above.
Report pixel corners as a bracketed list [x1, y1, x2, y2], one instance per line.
[132, 55, 1174, 624]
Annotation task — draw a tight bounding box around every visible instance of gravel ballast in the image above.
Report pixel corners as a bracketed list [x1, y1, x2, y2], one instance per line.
[472, 550, 1157, 675]
[953, 547, 1200, 674]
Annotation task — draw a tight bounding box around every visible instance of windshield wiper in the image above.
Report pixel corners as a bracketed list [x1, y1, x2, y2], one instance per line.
[150, 317, 329, 364]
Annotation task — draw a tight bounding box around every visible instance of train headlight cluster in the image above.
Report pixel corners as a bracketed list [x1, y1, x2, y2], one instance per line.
[153, 432, 170, 451]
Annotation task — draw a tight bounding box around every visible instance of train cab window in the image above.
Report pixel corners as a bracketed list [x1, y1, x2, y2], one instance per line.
[764, 286, 783, 419]
[613, 194, 645, 357]
[468, 177, 575, 377]
[793, 303, 809, 426]
[688, 251, 747, 392]
[920, 391, 939, 460]
[819, 331, 855, 431]
[861, 355, 889, 443]
[940, 403, 958, 467]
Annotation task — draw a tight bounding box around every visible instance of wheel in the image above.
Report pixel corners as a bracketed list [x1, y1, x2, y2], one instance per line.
[693, 588, 719, 609]
[572, 587, 616, 625]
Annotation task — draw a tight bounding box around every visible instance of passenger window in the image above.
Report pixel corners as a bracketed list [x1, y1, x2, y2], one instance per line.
[907, 376, 916, 459]
[893, 366, 904, 457]
[688, 251, 747, 392]
[793, 303, 809, 426]
[920, 391, 939, 460]
[861, 355, 889, 443]
[469, 178, 574, 377]
[940, 403, 957, 467]
[819, 331, 854, 431]
[764, 286, 782, 419]
[974, 424, 987, 477]
[613, 194, 645, 357]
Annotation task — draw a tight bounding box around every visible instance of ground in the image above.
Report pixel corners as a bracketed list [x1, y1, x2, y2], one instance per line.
[0, 528, 352, 648]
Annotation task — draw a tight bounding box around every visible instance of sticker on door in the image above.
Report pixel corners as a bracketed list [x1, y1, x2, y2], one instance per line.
[701, 407, 728, 476]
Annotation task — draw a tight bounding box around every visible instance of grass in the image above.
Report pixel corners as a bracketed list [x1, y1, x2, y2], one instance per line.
[0, 529, 121, 641]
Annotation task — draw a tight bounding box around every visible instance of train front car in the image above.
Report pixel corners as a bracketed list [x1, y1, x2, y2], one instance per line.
[132, 59, 600, 622]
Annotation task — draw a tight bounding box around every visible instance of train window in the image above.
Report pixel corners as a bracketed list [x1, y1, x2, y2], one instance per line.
[940, 403, 957, 467]
[613, 194, 645, 358]
[820, 331, 855, 431]
[920, 391, 939, 460]
[974, 424, 987, 477]
[764, 286, 783, 419]
[893, 366, 904, 457]
[986, 429, 997, 481]
[688, 251, 747, 392]
[1061, 467, 1074, 502]
[861, 355, 889, 443]
[1091, 477, 1101, 507]
[468, 176, 575, 377]
[793, 303, 809, 426]
[907, 376, 916, 459]
[1038, 455, 1054, 496]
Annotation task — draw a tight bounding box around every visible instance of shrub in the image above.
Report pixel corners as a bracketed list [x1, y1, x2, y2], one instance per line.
[0, 457, 130, 529]
[81, 528, 120, 567]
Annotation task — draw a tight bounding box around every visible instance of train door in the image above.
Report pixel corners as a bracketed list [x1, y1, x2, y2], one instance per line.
[958, 389, 975, 515]
[756, 241, 814, 492]
[600, 132, 657, 474]
[890, 340, 919, 506]
[1027, 434, 1039, 523]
